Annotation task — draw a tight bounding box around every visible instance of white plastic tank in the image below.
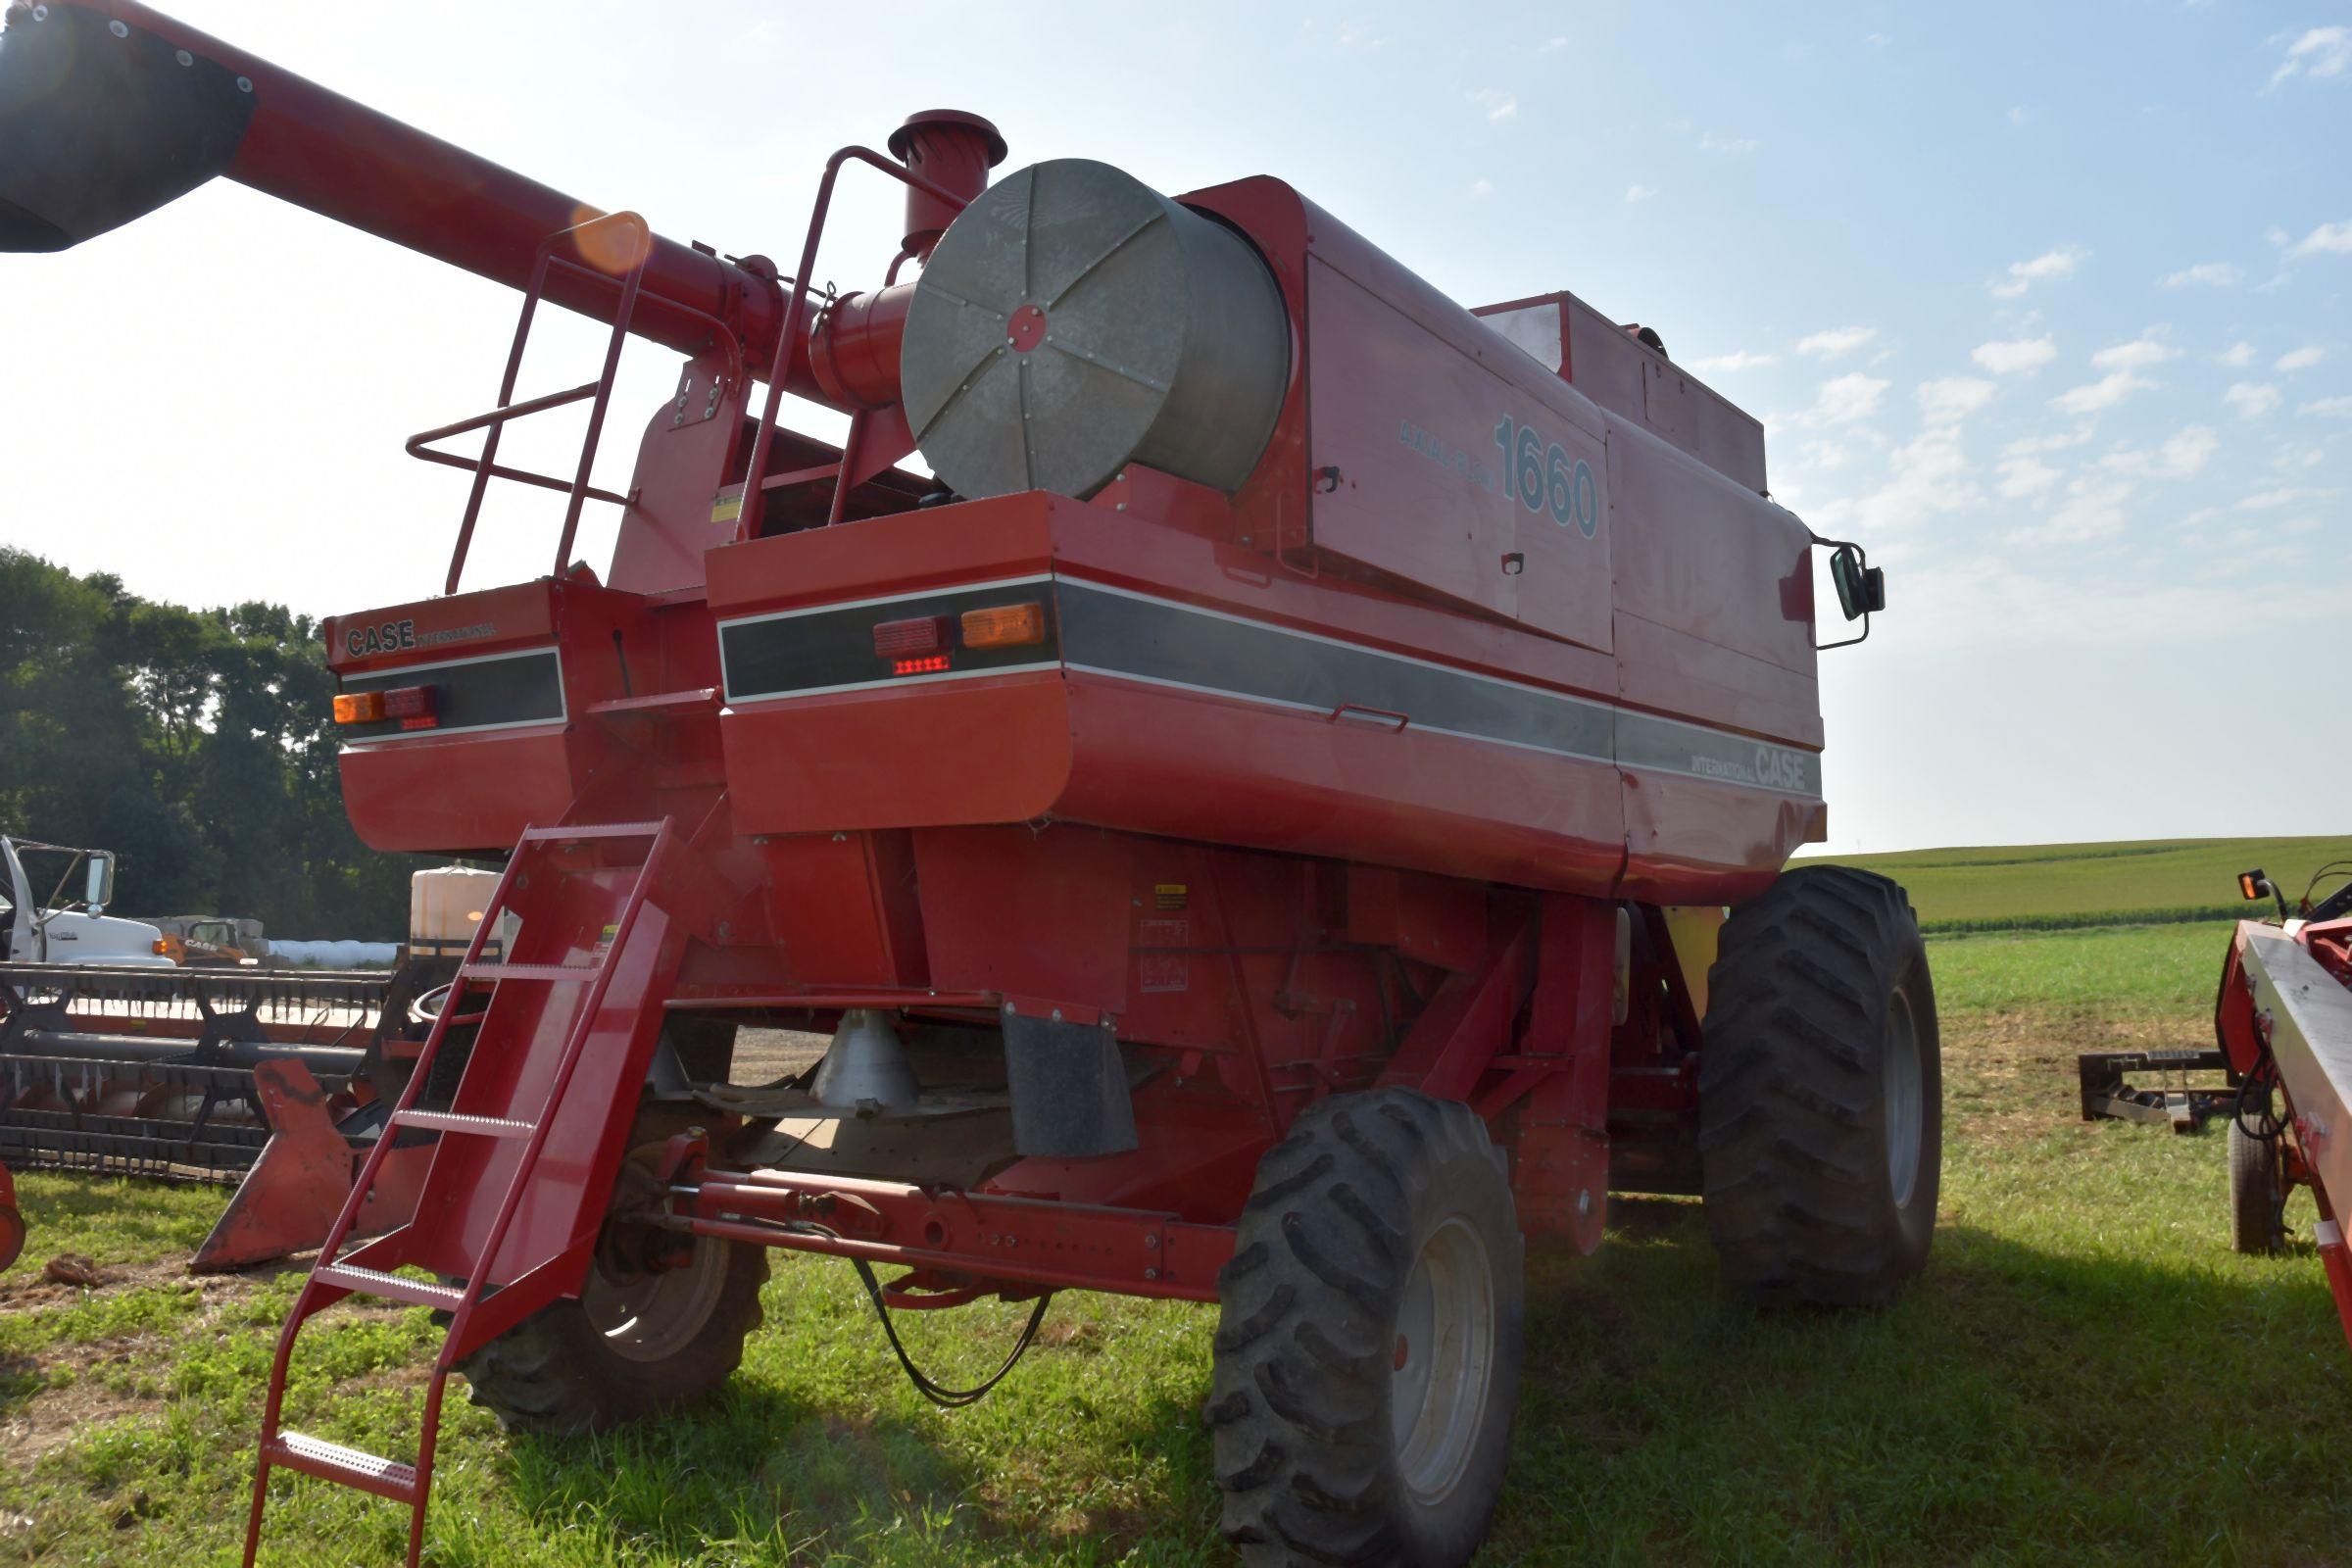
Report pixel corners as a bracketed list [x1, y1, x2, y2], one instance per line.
[409, 864, 510, 958]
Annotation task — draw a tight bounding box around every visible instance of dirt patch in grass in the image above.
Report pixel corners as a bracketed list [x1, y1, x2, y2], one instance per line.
[4, 1361, 168, 1466]
[1944, 1008, 2212, 1149]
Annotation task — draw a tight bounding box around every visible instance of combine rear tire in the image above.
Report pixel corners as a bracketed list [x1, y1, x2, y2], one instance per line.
[1699, 865, 1941, 1307]
[1208, 1088, 1524, 1568]
[457, 1115, 766, 1434]
[2229, 1103, 2286, 1255]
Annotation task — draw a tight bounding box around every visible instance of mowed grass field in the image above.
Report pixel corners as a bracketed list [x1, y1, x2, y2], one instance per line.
[6, 840, 2351, 1564]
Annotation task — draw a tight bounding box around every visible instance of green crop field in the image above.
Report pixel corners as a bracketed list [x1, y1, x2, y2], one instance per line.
[6, 841, 2351, 1564]
[1805, 834, 2352, 931]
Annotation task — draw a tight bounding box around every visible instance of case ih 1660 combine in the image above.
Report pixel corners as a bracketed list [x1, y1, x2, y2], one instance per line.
[3, 5, 1936, 1563]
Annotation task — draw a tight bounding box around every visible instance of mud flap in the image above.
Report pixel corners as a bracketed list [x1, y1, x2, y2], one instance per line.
[1002, 1011, 1137, 1157]
[190, 1058, 426, 1272]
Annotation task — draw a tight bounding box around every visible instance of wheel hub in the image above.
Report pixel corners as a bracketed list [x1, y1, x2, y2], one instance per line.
[1883, 989, 1924, 1208]
[1391, 1215, 1495, 1505]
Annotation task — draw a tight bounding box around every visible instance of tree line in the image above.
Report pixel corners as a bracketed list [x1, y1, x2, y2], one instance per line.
[0, 548, 421, 940]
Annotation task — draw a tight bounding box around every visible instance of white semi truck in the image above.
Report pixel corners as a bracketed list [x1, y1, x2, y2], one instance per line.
[0, 836, 175, 968]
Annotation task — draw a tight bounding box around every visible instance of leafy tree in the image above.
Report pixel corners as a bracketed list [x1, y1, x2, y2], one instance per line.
[0, 548, 423, 939]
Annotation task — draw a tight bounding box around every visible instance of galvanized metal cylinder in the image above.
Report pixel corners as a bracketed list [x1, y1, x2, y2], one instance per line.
[899, 158, 1292, 502]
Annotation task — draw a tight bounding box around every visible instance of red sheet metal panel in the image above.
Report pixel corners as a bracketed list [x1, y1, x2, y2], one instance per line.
[1304, 256, 1613, 652]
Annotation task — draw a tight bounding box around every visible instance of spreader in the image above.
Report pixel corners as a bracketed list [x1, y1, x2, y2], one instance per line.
[2, 6, 1939, 1563]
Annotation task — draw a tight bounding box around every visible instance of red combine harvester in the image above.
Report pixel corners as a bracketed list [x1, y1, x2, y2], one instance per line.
[2, 5, 1936, 1563]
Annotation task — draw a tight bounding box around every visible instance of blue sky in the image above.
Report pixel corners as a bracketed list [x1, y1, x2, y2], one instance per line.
[2, 1, 2347, 852]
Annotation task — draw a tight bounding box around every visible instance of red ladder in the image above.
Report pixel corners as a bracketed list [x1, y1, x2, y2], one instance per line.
[240, 819, 680, 1568]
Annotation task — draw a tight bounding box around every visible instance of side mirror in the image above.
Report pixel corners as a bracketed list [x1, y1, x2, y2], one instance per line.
[1815, 539, 1885, 651]
[1829, 543, 1886, 620]
[85, 853, 115, 911]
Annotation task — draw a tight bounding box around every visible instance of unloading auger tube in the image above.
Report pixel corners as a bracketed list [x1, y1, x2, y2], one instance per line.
[0, 0, 809, 377]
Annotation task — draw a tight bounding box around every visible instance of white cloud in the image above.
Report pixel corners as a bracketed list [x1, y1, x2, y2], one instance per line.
[1692, 349, 1776, 373]
[1990, 245, 2087, 298]
[2302, 395, 2352, 416]
[2287, 220, 2352, 259]
[1997, 455, 2063, 501]
[2226, 381, 2284, 418]
[1539, 36, 1568, 53]
[1335, 19, 1386, 49]
[2050, 371, 2156, 415]
[1917, 376, 1997, 425]
[2237, 485, 2341, 511]
[2090, 334, 2180, 371]
[2267, 225, 2293, 249]
[1470, 89, 1517, 122]
[1972, 335, 2058, 374]
[1866, 31, 1891, 46]
[2039, 475, 2136, 542]
[1815, 372, 1889, 424]
[2002, 428, 2092, 458]
[2217, 341, 2258, 368]
[2277, 345, 2326, 371]
[1624, 183, 1657, 204]
[2101, 425, 2219, 480]
[2007, 105, 2034, 126]
[2158, 261, 2242, 287]
[1469, 178, 1494, 199]
[2267, 25, 2352, 90]
[1699, 131, 1761, 154]
[1857, 429, 1978, 531]
[1796, 325, 1877, 359]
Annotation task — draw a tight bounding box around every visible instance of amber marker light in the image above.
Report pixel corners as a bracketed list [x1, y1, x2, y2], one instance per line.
[959, 601, 1046, 649]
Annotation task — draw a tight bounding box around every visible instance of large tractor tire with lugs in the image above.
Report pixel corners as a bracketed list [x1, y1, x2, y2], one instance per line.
[1208, 1088, 1524, 1568]
[2228, 1101, 2287, 1255]
[456, 1110, 766, 1434]
[1698, 865, 1941, 1307]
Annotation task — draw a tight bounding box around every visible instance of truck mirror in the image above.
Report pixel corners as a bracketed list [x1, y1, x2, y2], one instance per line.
[1829, 544, 1885, 621]
[85, 853, 115, 911]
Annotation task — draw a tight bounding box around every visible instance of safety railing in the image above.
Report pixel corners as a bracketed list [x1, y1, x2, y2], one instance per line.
[407, 213, 739, 596]
[736, 148, 976, 540]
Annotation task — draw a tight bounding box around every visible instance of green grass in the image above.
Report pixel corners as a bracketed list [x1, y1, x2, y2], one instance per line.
[1809, 835, 2351, 931]
[7, 921, 2351, 1563]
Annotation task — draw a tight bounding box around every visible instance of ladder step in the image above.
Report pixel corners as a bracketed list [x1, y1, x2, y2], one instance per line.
[265, 1431, 418, 1503]
[316, 1263, 466, 1310]
[392, 1108, 534, 1139]
[461, 961, 600, 982]
[517, 821, 664, 843]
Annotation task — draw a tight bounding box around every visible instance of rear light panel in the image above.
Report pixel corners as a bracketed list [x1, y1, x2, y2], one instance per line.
[333, 684, 437, 728]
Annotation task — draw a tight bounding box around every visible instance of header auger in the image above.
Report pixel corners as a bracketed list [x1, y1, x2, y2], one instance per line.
[3, 5, 1931, 1564]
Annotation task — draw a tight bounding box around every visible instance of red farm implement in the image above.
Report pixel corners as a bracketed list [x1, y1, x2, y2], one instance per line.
[2213, 865, 2352, 1349]
[3, 5, 1936, 1564]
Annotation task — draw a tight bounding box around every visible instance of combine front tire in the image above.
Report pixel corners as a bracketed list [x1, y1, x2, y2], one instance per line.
[1208, 1088, 1524, 1568]
[457, 1117, 766, 1434]
[1698, 865, 1942, 1307]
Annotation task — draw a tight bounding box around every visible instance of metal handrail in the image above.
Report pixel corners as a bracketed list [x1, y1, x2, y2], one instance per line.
[737, 148, 975, 540]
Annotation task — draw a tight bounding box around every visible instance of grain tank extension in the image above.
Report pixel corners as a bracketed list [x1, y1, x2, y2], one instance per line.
[2, 5, 1927, 1564]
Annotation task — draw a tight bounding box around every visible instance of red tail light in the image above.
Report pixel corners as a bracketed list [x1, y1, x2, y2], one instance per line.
[873, 615, 954, 660]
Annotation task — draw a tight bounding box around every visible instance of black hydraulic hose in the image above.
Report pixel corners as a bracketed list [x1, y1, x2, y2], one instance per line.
[848, 1256, 1052, 1409]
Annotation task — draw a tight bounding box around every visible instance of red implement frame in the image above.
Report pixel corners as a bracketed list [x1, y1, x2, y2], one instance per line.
[2216, 916, 2352, 1355]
